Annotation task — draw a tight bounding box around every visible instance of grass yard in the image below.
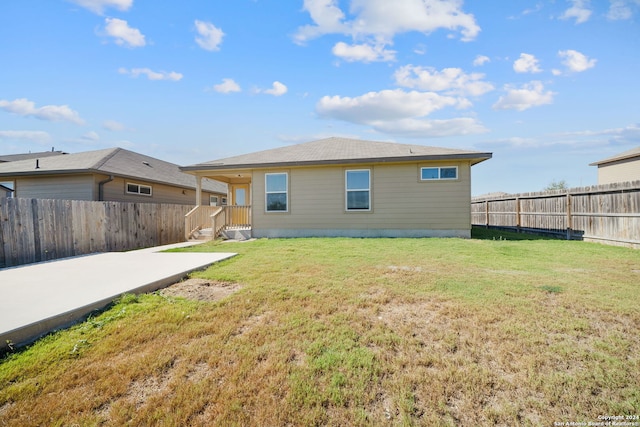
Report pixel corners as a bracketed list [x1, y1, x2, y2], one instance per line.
[1, 230, 639, 426]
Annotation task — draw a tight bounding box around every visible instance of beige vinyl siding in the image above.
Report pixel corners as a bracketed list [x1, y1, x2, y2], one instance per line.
[597, 158, 640, 185]
[100, 175, 219, 204]
[252, 161, 472, 234]
[15, 175, 95, 200]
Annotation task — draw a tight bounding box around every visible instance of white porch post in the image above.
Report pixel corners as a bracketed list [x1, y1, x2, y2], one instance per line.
[195, 175, 202, 206]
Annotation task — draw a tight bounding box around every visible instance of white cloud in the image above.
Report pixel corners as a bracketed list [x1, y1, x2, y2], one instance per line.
[317, 89, 459, 122]
[607, 0, 639, 20]
[102, 120, 125, 131]
[262, 81, 288, 96]
[394, 65, 494, 97]
[493, 81, 555, 111]
[558, 49, 596, 73]
[294, 0, 480, 51]
[67, 0, 132, 15]
[0, 98, 85, 125]
[370, 117, 488, 138]
[560, 0, 592, 24]
[557, 123, 640, 144]
[194, 20, 224, 51]
[81, 131, 100, 141]
[315, 88, 486, 137]
[0, 130, 52, 143]
[513, 53, 542, 73]
[213, 78, 241, 94]
[294, 0, 348, 43]
[104, 18, 145, 47]
[473, 55, 490, 67]
[118, 67, 183, 81]
[332, 42, 396, 63]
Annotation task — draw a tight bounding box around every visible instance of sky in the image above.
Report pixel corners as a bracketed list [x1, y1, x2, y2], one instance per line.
[1, 0, 639, 196]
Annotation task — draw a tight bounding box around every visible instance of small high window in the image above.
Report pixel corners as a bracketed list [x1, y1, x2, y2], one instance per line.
[420, 166, 458, 181]
[126, 182, 152, 196]
[346, 169, 370, 211]
[265, 173, 288, 212]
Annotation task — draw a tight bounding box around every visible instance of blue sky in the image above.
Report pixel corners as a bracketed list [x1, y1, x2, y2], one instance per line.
[1, 0, 639, 195]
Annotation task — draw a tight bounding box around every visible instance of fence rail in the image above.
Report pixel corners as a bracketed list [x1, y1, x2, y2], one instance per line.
[471, 181, 640, 248]
[0, 198, 193, 268]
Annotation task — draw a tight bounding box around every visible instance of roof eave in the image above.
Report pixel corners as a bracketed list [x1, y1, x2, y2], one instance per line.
[0, 169, 226, 194]
[590, 156, 640, 167]
[0, 169, 94, 177]
[181, 152, 493, 172]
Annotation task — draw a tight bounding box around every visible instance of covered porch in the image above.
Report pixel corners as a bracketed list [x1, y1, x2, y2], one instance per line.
[184, 170, 253, 240]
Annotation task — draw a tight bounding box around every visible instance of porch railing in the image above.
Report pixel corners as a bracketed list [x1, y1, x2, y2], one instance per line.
[225, 205, 252, 229]
[185, 205, 222, 240]
[185, 205, 252, 240]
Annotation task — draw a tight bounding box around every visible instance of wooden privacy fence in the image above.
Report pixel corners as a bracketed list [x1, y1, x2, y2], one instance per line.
[471, 181, 640, 248]
[0, 198, 193, 268]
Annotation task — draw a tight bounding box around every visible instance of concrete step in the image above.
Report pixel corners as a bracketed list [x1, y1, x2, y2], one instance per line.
[190, 228, 214, 241]
[220, 228, 252, 241]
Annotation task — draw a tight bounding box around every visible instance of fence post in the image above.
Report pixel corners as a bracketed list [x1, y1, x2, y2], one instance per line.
[566, 193, 572, 240]
[515, 197, 521, 233]
[484, 200, 489, 228]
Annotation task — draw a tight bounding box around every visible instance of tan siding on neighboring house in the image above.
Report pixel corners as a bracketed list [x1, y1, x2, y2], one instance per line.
[100, 175, 218, 204]
[15, 175, 95, 200]
[251, 161, 472, 237]
[597, 158, 640, 185]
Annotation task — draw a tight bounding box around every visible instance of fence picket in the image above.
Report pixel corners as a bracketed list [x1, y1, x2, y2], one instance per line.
[472, 181, 640, 248]
[0, 198, 193, 268]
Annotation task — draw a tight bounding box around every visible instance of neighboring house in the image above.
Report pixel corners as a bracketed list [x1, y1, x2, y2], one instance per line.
[0, 147, 227, 205]
[590, 147, 640, 185]
[181, 137, 492, 238]
[0, 183, 12, 198]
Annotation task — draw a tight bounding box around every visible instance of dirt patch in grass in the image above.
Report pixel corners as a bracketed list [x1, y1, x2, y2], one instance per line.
[159, 278, 241, 302]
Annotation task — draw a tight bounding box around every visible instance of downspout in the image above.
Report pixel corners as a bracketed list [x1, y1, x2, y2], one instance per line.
[98, 175, 114, 201]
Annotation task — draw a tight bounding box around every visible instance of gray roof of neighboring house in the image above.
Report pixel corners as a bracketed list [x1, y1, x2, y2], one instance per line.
[182, 137, 492, 171]
[589, 146, 640, 166]
[0, 147, 227, 194]
[0, 150, 68, 163]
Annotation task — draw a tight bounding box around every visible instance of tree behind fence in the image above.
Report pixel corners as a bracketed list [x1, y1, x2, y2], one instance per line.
[0, 198, 194, 268]
[471, 181, 640, 248]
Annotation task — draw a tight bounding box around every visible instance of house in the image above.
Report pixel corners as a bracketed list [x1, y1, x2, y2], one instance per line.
[181, 137, 492, 238]
[0, 147, 227, 205]
[589, 147, 640, 185]
[0, 183, 12, 199]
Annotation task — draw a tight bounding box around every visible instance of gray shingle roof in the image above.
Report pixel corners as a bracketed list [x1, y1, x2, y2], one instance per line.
[0, 147, 226, 194]
[0, 151, 68, 162]
[182, 137, 492, 171]
[589, 146, 640, 166]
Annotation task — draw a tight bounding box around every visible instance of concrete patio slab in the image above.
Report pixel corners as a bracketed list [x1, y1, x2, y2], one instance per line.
[0, 242, 236, 350]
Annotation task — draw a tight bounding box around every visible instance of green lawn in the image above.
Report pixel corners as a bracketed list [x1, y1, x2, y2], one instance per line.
[1, 231, 639, 426]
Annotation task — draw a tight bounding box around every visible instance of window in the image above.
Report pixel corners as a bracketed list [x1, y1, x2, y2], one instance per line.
[265, 173, 288, 212]
[346, 169, 370, 211]
[210, 196, 218, 206]
[420, 166, 458, 181]
[126, 182, 152, 196]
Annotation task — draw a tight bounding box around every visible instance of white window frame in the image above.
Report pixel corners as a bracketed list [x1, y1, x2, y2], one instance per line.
[420, 166, 458, 181]
[126, 182, 153, 196]
[210, 195, 218, 206]
[265, 172, 288, 213]
[345, 169, 371, 212]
